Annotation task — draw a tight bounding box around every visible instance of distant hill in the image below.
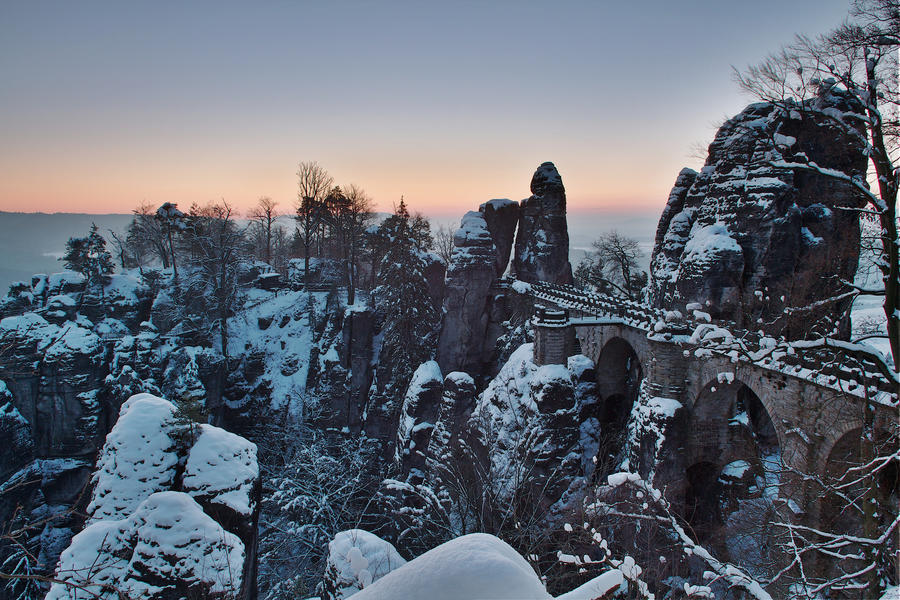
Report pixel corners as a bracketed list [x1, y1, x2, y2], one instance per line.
[0, 209, 660, 294]
[0, 212, 133, 292]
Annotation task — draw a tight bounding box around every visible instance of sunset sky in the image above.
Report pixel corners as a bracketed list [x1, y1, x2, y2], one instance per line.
[1, 1, 852, 217]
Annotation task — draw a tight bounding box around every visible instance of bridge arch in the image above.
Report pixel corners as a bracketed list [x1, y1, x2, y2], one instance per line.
[594, 337, 644, 406]
[582, 335, 646, 472]
[819, 425, 899, 533]
[683, 376, 782, 545]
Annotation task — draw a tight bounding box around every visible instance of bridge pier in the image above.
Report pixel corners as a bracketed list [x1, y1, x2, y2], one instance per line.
[533, 308, 577, 366]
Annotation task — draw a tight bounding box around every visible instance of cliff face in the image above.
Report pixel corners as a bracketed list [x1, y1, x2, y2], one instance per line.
[436, 211, 499, 376]
[513, 162, 573, 285]
[648, 89, 868, 337]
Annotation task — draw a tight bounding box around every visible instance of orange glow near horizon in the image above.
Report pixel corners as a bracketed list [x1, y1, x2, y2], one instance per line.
[0, 152, 684, 219]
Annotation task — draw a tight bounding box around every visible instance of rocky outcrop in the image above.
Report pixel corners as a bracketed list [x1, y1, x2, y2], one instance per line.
[436, 212, 498, 375]
[321, 529, 406, 600]
[396, 361, 444, 476]
[513, 162, 573, 285]
[479, 199, 519, 276]
[649, 89, 868, 337]
[468, 344, 594, 512]
[48, 393, 261, 600]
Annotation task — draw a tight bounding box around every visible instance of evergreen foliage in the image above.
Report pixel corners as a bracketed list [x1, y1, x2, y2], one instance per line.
[60, 223, 114, 291]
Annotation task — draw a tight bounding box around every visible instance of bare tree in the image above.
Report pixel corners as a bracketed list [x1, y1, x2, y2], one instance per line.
[248, 196, 279, 266]
[575, 231, 646, 300]
[295, 162, 334, 287]
[184, 201, 245, 357]
[433, 224, 455, 266]
[126, 201, 170, 270]
[339, 184, 375, 305]
[735, 0, 898, 371]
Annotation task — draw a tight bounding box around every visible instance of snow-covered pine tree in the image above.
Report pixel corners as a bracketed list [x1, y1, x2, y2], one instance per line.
[366, 199, 439, 442]
[61, 223, 114, 298]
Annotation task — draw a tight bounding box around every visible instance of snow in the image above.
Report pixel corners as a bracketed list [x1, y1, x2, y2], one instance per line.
[0, 311, 100, 359]
[326, 529, 407, 598]
[647, 396, 682, 418]
[566, 354, 593, 379]
[47, 491, 244, 600]
[47, 293, 75, 307]
[682, 223, 742, 266]
[87, 394, 180, 522]
[879, 586, 899, 600]
[90, 393, 260, 522]
[555, 571, 624, 599]
[772, 133, 796, 147]
[535, 363, 572, 386]
[227, 289, 322, 414]
[512, 280, 532, 294]
[481, 198, 518, 211]
[352, 533, 549, 600]
[721, 460, 751, 479]
[344, 532, 625, 600]
[405, 360, 443, 399]
[47, 270, 84, 290]
[453, 211, 492, 248]
[183, 424, 259, 517]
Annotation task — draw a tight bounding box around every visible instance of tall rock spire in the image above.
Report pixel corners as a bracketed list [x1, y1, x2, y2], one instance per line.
[513, 162, 573, 285]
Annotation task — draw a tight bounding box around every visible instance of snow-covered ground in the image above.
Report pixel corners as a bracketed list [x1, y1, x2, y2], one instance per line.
[227, 288, 328, 417]
[327, 532, 624, 600]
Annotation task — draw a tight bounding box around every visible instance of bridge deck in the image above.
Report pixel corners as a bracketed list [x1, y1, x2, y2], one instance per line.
[520, 280, 898, 403]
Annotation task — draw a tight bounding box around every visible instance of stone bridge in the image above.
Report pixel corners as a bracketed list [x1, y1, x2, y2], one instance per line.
[522, 280, 898, 518]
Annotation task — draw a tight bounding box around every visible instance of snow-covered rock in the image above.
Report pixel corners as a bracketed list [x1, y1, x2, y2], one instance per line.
[321, 529, 407, 599]
[183, 424, 259, 518]
[50, 393, 260, 600]
[47, 491, 246, 600]
[649, 91, 868, 338]
[513, 162, 573, 285]
[350, 533, 622, 600]
[469, 344, 592, 508]
[87, 394, 180, 522]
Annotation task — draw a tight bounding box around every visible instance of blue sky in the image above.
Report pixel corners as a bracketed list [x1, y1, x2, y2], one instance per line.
[0, 0, 853, 215]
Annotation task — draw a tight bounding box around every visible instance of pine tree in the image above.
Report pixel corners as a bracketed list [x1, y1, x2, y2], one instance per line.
[367, 200, 440, 441]
[61, 223, 115, 295]
[374, 200, 438, 378]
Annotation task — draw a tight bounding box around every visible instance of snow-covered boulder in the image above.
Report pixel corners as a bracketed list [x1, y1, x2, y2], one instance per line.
[183, 424, 260, 522]
[88, 393, 259, 524]
[321, 529, 407, 599]
[52, 393, 260, 600]
[350, 533, 622, 600]
[87, 394, 180, 521]
[47, 491, 246, 600]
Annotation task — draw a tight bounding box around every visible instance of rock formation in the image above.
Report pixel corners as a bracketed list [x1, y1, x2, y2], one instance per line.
[437, 163, 575, 379]
[436, 211, 498, 375]
[47, 393, 261, 600]
[513, 162, 573, 285]
[321, 529, 406, 600]
[467, 344, 595, 511]
[649, 88, 868, 337]
[479, 199, 519, 276]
